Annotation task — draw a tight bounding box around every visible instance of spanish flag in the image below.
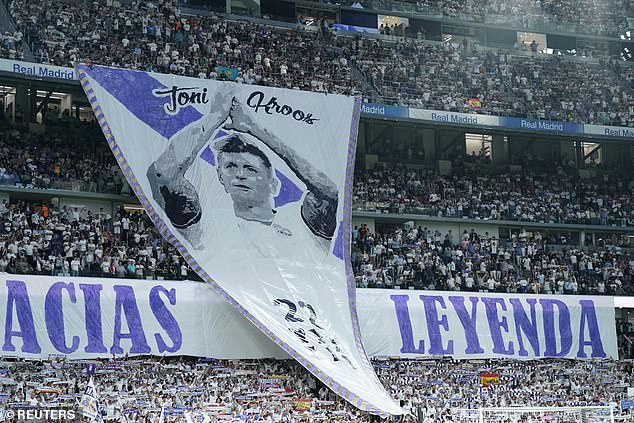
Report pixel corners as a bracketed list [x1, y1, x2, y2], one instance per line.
[467, 98, 482, 108]
[293, 398, 312, 411]
[480, 373, 500, 386]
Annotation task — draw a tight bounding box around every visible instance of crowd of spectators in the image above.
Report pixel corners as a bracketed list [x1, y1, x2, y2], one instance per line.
[614, 61, 634, 91]
[1, 124, 629, 231]
[315, 0, 630, 36]
[0, 356, 374, 422]
[0, 114, 630, 293]
[331, 0, 632, 37]
[0, 126, 128, 194]
[0, 194, 632, 298]
[380, 357, 633, 419]
[2, 5, 634, 419]
[0, 124, 631, 292]
[1, 355, 632, 422]
[352, 224, 633, 295]
[0, 119, 629, 227]
[9, 0, 358, 96]
[0, 200, 201, 281]
[6, 0, 634, 126]
[483, 0, 630, 36]
[354, 164, 634, 226]
[494, 0, 631, 35]
[347, 38, 634, 126]
[0, 30, 23, 60]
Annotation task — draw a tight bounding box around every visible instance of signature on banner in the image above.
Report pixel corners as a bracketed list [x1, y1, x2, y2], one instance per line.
[274, 298, 355, 368]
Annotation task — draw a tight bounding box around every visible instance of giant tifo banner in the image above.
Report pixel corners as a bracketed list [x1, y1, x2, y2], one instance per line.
[75, 65, 403, 416]
[0, 276, 618, 361]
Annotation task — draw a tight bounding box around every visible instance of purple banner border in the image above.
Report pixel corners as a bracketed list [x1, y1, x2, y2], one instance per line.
[76, 65, 390, 417]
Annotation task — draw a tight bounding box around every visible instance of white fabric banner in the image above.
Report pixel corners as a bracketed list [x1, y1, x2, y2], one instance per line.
[0, 275, 286, 359]
[360, 290, 618, 360]
[76, 65, 402, 416]
[79, 378, 100, 421]
[0, 276, 617, 361]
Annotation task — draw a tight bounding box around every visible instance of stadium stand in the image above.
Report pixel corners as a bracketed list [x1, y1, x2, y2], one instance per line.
[331, 0, 632, 38]
[0, 123, 629, 295]
[0, 128, 631, 227]
[347, 39, 634, 125]
[352, 223, 632, 294]
[353, 165, 634, 225]
[0, 126, 126, 194]
[5, 0, 634, 125]
[0, 30, 22, 61]
[8, 0, 359, 95]
[0, 0, 633, 421]
[0, 355, 631, 421]
[0, 188, 630, 297]
[0, 200, 200, 281]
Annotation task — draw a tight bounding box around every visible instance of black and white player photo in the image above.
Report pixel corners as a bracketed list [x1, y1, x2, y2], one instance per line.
[146, 96, 339, 257]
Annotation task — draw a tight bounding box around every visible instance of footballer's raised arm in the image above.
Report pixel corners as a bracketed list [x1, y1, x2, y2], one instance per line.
[226, 99, 339, 240]
[147, 88, 232, 230]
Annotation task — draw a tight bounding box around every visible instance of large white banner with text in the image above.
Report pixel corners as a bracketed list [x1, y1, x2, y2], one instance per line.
[0, 275, 286, 359]
[0, 276, 617, 361]
[76, 65, 402, 416]
[361, 290, 617, 360]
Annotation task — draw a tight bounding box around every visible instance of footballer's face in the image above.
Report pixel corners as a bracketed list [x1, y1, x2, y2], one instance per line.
[217, 151, 278, 209]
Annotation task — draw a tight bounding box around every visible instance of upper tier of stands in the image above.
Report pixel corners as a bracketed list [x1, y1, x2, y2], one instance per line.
[4, 0, 634, 126]
[320, 0, 633, 38]
[347, 40, 634, 126]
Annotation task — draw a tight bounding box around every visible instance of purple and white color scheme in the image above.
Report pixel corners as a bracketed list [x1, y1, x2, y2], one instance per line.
[0, 275, 287, 360]
[0, 276, 617, 361]
[75, 65, 403, 416]
[365, 291, 617, 360]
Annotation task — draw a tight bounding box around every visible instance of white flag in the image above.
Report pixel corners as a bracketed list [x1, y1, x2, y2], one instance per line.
[79, 377, 101, 421]
[115, 399, 128, 423]
[158, 406, 165, 423]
